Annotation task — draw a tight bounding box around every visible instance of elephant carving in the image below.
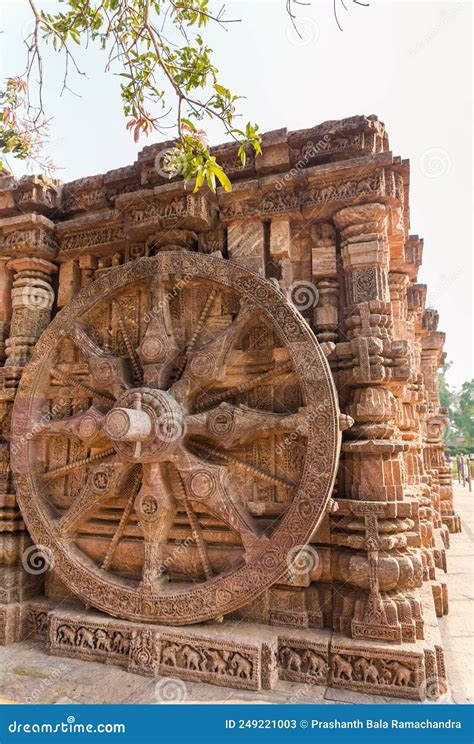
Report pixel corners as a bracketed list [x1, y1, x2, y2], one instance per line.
[332, 654, 353, 682]
[205, 649, 228, 675]
[112, 632, 130, 656]
[380, 669, 393, 686]
[279, 646, 302, 673]
[161, 643, 180, 667]
[319, 186, 334, 202]
[357, 178, 372, 193]
[94, 628, 112, 652]
[57, 625, 76, 646]
[301, 650, 327, 677]
[181, 645, 202, 671]
[337, 181, 352, 198]
[231, 653, 252, 679]
[387, 661, 412, 687]
[76, 627, 95, 650]
[354, 658, 379, 685]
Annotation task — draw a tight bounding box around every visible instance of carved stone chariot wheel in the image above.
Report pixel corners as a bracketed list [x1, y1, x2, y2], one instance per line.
[12, 252, 341, 625]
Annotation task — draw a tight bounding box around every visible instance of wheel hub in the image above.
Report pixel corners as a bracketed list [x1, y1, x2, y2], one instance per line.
[103, 387, 184, 462]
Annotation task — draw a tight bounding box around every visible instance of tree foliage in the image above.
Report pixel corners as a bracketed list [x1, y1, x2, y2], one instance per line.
[0, 0, 262, 190]
[452, 379, 474, 447]
[438, 365, 474, 449]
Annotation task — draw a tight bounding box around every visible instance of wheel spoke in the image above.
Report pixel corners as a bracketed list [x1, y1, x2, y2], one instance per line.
[56, 463, 131, 536]
[65, 323, 132, 397]
[137, 275, 180, 388]
[170, 305, 255, 407]
[173, 287, 218, 381]
[101, 466, 141, 570]
[189, 440, 295, 490]
[174, 449, 269, 557]
[51, 367, 115, 403]
[185, 404, 309, 447]
[43, 447, 116, 483]
[36, 405, 109, 447]
[135, 463, 177, 591]
[66, 324, 109, 359]
[113, 300, 143, 384]
[192, 359, 293, 413]
[168, 466, 213, 580]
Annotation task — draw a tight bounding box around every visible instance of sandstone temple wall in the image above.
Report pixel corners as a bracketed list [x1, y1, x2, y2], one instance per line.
[0, 115, 459, 700]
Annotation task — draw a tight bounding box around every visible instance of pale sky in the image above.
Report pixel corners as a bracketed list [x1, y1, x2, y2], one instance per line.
[1, 1, 472, 388]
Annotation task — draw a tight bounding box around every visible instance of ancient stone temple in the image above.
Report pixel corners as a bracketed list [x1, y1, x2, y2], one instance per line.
[0, 115, 460, 700]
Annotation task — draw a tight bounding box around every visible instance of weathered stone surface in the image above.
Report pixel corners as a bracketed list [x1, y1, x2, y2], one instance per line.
[0, 115, 459, 702]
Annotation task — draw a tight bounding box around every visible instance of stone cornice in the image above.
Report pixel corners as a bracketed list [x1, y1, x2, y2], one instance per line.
[0, 214, 58, 260]
[217, 158, 406, 224]
[0, 115, 393, 221]
[56, 192, 218, 257]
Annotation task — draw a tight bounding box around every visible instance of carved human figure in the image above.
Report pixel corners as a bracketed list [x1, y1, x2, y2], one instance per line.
[33, 611, 48, 636]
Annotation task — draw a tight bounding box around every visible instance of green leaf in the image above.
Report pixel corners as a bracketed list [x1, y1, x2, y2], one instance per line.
[205, 168, 217, 193]
[214, 83, 231, 98]
[181, 118, 196, 131]
[193, 169, 205, 192]
[214, 167, 232, 192]
[238, 144, 246, 166]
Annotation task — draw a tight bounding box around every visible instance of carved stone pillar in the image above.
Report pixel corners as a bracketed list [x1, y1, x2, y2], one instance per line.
[331, 500, 424, 643]
[338, 202, 391, 307]
[0, 257, 12, 364]
[334, 203, 409, 504]
[269, 218, 293, 289]
[403, 288, 449, 591]
[0, 217, 58, 644]
[4, 257, 57, 367]
[387, 271, 445, 577]
[57, 259, 81, 309]
[389, 272, 410, 341]
[311, 223, 339, 344]
[420, 312, 460, 534]
[330, 203, 424, 643]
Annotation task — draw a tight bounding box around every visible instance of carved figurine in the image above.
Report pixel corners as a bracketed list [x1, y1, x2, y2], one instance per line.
[230, 653, 252, 679]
